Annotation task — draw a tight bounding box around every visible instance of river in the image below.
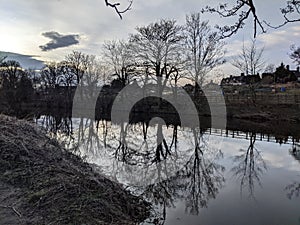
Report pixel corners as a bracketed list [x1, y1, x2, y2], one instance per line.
[36, 115, 300, 225]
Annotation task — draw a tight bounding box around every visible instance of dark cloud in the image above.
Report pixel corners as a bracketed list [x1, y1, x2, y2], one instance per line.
[39, 31, 80, 51]
[0, 51, 44, 69]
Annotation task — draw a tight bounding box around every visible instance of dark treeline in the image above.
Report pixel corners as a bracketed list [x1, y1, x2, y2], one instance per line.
[1, 13, 300, 133]
[0, 13, 225, 120]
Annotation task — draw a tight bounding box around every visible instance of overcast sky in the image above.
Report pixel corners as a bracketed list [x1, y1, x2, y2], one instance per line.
[1, 0, 299, 75]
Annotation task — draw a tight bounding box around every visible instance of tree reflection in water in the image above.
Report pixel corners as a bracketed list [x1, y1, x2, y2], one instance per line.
[38, 116, 225, 223]
[36, 115, 75, 149]
[285, 182, 300, 199]
[285, 145, 300, 200]
[37, 115, 300, 224]
[142, 128, 225, 224]
[231, 133, 267, 197]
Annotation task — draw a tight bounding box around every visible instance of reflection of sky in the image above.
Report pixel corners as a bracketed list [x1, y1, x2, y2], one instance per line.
[164, 136, 300, 225]
[46, 117, 300, 225]
[217, 136, 300, 172]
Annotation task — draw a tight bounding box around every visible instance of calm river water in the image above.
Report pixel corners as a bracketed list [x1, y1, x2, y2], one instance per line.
[38, 116, 300, 225]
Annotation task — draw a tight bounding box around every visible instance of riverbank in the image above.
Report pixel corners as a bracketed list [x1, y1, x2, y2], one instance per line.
[0, 115, 150, 224]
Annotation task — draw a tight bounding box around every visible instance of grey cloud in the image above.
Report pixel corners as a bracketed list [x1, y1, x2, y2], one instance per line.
[0, 51, 45, 69]
[39, 31, 80, 51]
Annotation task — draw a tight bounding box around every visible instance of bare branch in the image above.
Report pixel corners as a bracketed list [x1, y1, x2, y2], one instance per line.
[184, 13, 226, 87]
[202, 0, 266, 38]
[265, 1, 300, 28]
[231, 39, 265, 75]
[104, 0, 133, 19]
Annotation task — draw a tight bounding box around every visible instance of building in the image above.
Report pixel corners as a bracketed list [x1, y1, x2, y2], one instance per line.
[262, 63, 299, 84]
[221, 73, 261, 87]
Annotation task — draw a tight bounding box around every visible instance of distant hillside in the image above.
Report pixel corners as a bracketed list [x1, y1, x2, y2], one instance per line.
[0, 51, 44, 69]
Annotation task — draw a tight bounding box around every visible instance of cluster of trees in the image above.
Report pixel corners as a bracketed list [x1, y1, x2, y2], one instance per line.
[1, 13, 228, 105]
[232, 39, 300, 77]
[2, 10, 300, 116]
[0, 60, 34, 116]
[37, 13, 226, 98]
[0, 13, 227, 117]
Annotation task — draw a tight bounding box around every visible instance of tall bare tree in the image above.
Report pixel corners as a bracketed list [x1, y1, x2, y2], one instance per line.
[103, 40, 133, 86]
[40, 62, 61, 89]
[231, 39, 265, 75]
[184, 13, 226, 90]
[0, 60, 24, 88]
[64, 51, 91, 85]
[83, 57, 109, 90]
[130, 19, 184, 97]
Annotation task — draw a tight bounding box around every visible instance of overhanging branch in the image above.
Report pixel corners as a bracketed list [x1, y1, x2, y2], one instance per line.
[104, 0, 133, 19]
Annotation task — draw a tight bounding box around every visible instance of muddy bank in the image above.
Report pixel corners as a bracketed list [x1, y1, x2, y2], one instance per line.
[226, 103, 300, 124]
[0, 115, 150, 225]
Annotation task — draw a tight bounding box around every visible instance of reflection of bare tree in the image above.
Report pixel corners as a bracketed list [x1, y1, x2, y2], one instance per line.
[155, 122, 171, 162]
[183, 128, 224, 214]
[143, 163, 180, 225]
[111, 121, 179, 165]
[115, 122, 130, 162]
[285, 146, 300, 200]
[36, 115, 75, 150]
[232, 133, 267, 197]
[40, 116, 225, 223]
[75, 118, 103, 156]
[285, 182, 300, 199]
[38, 115, 73, 136]
[142, 128, 225, 224]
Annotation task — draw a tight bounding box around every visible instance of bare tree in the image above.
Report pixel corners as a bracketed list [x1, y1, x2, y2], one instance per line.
[231, 39, 265, 75]
[64, 51, 91, 85]
[0, 60, 25, 88]
[130, 19, 184, 97]
[41, 52, 98, 88]
[290, 44, 300, 65]
[202, 1, 300, 38]
[184, 13, 226, 90]
[82, 56, 109, 96]
[40, 62, 61, 89]
[103, 40, 133, 85]
[264, 64, 276, 73]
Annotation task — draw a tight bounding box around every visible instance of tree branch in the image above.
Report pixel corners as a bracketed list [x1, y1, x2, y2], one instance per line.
[202, 0, 266, 38]
[104, 0, 133, 19]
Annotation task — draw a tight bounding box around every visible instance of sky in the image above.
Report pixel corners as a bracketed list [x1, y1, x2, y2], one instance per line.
[0, 0, 300, 76]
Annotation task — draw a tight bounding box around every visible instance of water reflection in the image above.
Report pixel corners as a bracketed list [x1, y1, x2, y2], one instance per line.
[231, 133, 267, 197]
[36, 115, 300, 225]
[285, 144, 300, 200]
[142, 129, 225, 224]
